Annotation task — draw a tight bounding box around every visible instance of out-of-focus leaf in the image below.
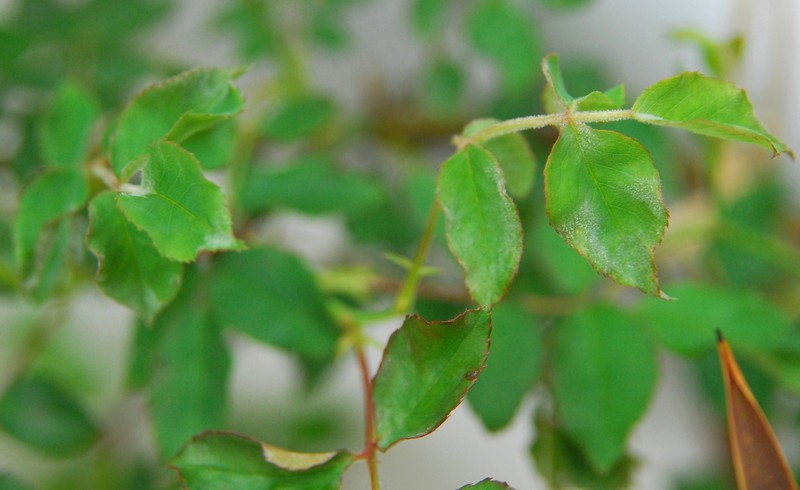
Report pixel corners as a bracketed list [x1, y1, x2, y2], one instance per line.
[116, 140, 242, 262]
[239, 155, 383, 217]
[148, 275, 230, 457]
[421, 59, 465, 116]
[462, 119, 537, 199]
[262, 95, 336, 141]
[0, 473, 33, 490]
[170, 431, 353, 489]
[544, 124, 668, 297]
[412, 0, 450, 37]
[458, 478, 514, 489]
[531, 414, 636, 489]
[14, 169, 88, 279]
[717, 333, 798, 490]
[438, 145, 523, 306]
[110, 67, 245, 178]
[468, 304, 541, 431]
[0, 375, 99, 457]
[552, 306, 656, 472]
[216, 0, 277, 60]
[87, 192, 183, 322]
[526, 215, 599, 295]
[633, 73, 791, 157]
[181, 118, 238, 170]
[373, 310, 491, 450]
[638, 283, 791, 356]
[39, 81, 99, 169]
[26, 218, 71, 300]
[209, 247, 339, 360]
[536, 0, 593, 9]
[467, 0, 541, 92]
[671, 30, 744, 79]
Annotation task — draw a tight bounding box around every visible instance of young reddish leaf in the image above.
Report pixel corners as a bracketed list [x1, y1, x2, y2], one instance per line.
[110, 67, 245, 178]
[552, 306, 657, 473]
[372, 309, 491, 450]
[171, 431, 353, 489]
[544, 124, 668, 297]
[438, 145, 523, 306]
[717, 333, 798, 490]
[633, 73, 791, 157]
[459, 478, 514, 489]
[87, 191, 183, 322]
[116, 140, 242, 262]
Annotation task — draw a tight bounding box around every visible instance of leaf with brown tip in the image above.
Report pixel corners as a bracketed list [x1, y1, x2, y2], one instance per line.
[717, 331, 798, 490]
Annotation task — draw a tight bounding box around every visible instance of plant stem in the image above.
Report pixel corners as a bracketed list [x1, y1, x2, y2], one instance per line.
[355, 343, 380, 490]
[394, 201, 440, 314]
[455, 109, 635, 148]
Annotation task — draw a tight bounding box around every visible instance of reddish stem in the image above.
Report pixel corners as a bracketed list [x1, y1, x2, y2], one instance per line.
[355, 344, 380, 489]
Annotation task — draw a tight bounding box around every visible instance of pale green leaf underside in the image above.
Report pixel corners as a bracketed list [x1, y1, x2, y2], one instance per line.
[553, 306, 656, 473]
[116, 140, 242, 262]
[633, 72, 790, 157]
[438, 144, 523, 306]
[545, 124, 668, 296]
[171, 431, 353, 490]
[373, 310, 491, 450]
[88, 192, 183, 322]
[110, 67, 244, 178]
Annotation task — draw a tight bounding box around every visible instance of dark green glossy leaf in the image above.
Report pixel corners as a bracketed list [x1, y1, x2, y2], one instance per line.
[373, 309, 491, 450]
[544, 124, 668, 297]
[171, 431, 354, 490]
[14, 169, 88, 279]
[0, 375, 99, 457]
[88, 191, 183, 321]
[412, 0, 450, 37]
[148, 279, 230, 457]
[116, 140, 242, 262]
[467, 0, 541, 92]
[458, 478, 514, 489]
[239, 155, 383, 217]
[552, 306, 656, 472]
[110, 67, 244, 178]
[462, 119, 537, 199]
[181, 118, 238, 170]
[632, 73, 790, 157]
[421, 59, 465, 116]
[637, 283, 791, 356]
[468, 304, 541, 431]
[209, 247, 339, 360]
[262, 95, 336, 141]
[40, 81, 98, 169]
[438, 145, 523, 306]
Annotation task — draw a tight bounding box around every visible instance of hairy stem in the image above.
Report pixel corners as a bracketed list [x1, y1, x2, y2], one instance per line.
[394, 201, 440, 314]
[455, 109, 635, 148]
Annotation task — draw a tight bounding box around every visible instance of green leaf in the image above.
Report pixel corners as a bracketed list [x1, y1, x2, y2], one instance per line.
[262, 95, 336, 141]
[552, 306, 656, 472]
[39, 81, 99, 169]
[0, 473, 33, 490]
[462, 119, 537, 199]
[632, 72, 791, 157]
[180, 118, 238, 170]
[542, 53, 574, 107]
[0, 375, 99, 457]
[87, 192, 183, 321]
[421, 59, 465, 116]
[467, 304, 541, 431]
[544, 124, 669, 297]
[239, 155, 384, 217]
[209, 247, 339, 360]
[373, 309, 491, 450]
[26, 218, 71, 301]
[412, 0, 450, 37]
[527, 216, 599, 295]
[536, 0, 593, 9]
[116, 140, 242, 262]
[467, 0, 541, 92]
[637, 283, 791, 356]
[216, 0, 277, 60]
[110, 67, 245, 178]
[171, 431, 354, 489]
[438, 145, 523, 306]
[671, 30, 744, 79]
[573, 85, 625, 112]
[459, 478, 514, 489]
[14, 168, 88, 278]
[148, 277, 230, 457]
